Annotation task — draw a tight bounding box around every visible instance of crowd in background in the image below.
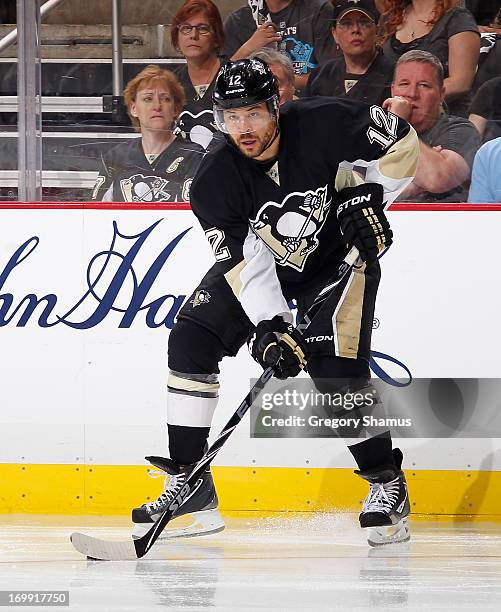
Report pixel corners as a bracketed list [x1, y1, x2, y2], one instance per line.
[130, 0, 501, 203]
[1, 0, 500, 202]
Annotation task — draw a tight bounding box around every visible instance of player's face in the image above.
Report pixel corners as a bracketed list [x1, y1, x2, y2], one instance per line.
[224, 103, 278, 160]
[130, 85, 177, 133]
[269, 63, 295, 105]
[333, 11, 377, 57]
[391, 62, 445, 133]
[177, 11, 218, 61]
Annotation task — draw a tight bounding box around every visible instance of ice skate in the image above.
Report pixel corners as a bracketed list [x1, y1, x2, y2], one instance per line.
[132, 456, 224, 539]
[356, 448, 410, 547]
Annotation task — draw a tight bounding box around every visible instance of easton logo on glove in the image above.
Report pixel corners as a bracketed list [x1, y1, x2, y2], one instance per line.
[336, 183, 392, 262]
[336, 192, 372, 215]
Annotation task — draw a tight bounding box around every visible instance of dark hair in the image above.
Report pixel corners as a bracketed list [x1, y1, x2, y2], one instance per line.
[394, 50, 445, 87]
[170, 0, 225, 52]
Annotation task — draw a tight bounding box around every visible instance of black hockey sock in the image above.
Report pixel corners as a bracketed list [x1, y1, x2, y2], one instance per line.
[168, 424, 210, 465]
[348, 431, 395, 471]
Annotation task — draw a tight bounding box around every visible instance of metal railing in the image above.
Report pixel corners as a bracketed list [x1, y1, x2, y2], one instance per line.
[0, 0, 69, 54]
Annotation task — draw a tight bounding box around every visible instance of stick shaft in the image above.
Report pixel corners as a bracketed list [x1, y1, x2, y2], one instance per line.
[134, 246, 359, 557]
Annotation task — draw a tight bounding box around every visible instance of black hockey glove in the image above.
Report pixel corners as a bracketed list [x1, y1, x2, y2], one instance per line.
[336, 183, 392, 262]
[248, 316, 307, 380]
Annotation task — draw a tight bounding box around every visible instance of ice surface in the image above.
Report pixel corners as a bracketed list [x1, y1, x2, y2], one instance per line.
[0, 514, 500, 611]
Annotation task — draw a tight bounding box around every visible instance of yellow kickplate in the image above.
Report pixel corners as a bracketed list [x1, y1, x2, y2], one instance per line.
[0, 464, 500, 518]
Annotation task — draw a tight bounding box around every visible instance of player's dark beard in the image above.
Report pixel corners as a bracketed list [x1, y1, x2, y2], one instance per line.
[236, 122, 278, 159]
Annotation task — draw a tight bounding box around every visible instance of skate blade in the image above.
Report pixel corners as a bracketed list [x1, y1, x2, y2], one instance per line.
[132, 509, 225, 540]
[365, 517, 410, 547]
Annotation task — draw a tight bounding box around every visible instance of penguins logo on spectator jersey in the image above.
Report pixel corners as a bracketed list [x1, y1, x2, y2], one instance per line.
[250, 186, 330, 271]
[120, 174, 173, 202]
[178, 109, 217, 151]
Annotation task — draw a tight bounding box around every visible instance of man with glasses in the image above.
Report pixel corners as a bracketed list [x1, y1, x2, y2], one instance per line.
[305, 0, 393, 107]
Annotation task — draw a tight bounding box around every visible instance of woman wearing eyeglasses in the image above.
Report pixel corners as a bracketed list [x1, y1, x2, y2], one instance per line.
[305, 0, 393, 107]
[171, 0, 225, 152]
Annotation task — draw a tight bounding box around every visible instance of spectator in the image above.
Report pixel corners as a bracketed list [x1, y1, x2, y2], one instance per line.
[465, 0, 500, 30]
[305, 0, 393, 106]
[381, 0, 480, 117]
[468, 137, 501, 202]
[170, 0, 225, 152]
[473, 13, 501, 93]
[92, 66, 204, 203]
[383, 50, 480, 201]
[249, 48, 296, 104]
[469, 76, 501, 141]
[222, 0, 335, 89]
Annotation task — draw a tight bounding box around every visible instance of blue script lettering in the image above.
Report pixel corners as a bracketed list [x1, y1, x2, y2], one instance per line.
[0, 220, 191, 329]
[0, 237, 58, 327]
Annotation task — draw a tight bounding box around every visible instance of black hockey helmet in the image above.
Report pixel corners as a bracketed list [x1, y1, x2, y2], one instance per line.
[213, 58, 279, 134]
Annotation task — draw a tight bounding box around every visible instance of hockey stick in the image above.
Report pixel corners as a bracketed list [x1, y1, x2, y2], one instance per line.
[70, 245, 360, 560]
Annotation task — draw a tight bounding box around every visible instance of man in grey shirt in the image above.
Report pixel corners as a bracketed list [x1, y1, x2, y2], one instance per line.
[222, 0, 335, 89]
[383, 50, 480, 202]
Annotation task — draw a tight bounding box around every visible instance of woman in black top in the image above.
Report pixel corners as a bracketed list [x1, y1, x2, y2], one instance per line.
[171, 0, 225, 151]
[306, 0, 393, 106]
[380, 0, 480, 116]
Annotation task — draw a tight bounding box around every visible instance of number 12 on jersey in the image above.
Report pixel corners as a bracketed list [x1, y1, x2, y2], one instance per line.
[205, 227, 231, 262]
[367, 105, 399, 150]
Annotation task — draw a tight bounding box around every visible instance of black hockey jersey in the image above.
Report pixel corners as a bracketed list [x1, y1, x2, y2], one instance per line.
[174, 64, 224, 153]
[92, 136, 205, 202]
[190, 97, 419, 326]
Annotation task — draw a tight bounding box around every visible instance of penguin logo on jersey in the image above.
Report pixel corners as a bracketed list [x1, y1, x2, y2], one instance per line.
[178, 109, 215, 150]
[250, 186, 331, 271]
[120, 174, 172, 202]
[190, 289, 211, 308]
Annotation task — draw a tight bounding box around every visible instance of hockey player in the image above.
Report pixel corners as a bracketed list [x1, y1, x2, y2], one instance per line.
[92, 65, 204, 203]
[132, 58, 419, 546]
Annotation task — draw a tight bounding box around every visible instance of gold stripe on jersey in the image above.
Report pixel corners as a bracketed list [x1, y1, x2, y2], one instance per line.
[224, 259, 247, 299]
[334, 265, 366, 359]
[335, 125, 419, 205]
[378, 127, 419, 180]
[168, 373, 220, 394]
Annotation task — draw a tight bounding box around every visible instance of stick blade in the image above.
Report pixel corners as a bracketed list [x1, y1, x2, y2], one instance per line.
[70, 532, 139, 561]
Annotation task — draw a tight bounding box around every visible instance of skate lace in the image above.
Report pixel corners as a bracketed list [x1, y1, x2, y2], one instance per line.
[362, 476, 400, 514]
[144, 469, 186, 512]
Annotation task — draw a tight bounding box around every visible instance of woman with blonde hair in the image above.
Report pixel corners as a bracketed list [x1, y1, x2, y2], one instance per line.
[379, 0, 480, 116]
[93, 65, 204, 202]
